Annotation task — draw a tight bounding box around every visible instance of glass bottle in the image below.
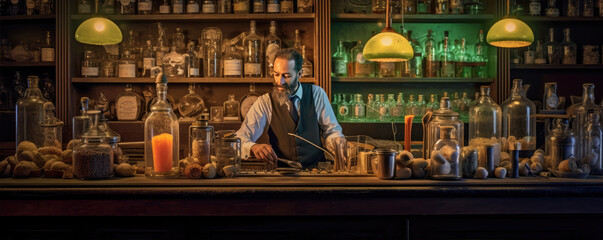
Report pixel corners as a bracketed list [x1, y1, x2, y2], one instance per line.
[264, 21, 281, 77]
[224, 44, 243, 77]
[336, 94, 349, 121]
[458, 92, 471, 115]
[426, 97, 463, 159]
[40, 0, 54, 15]
[544, 28, 560, 64]
[549, 118, 577, 170]
[223, 94, 240, 121]
[455, 38, 471, 78]
[439, 36, 455, 78]
[40, 31, 54, 62]
[543, 82, 559, 110]
[372, 0, 386, 13]
[366, 94, 379, 121]
[350, 94, 365, 121]
[426, 94, 438, 112]
[172, 0, 185, 13]
[511, 48, 524, 64]
[511, 0, 526, 15]
[573, 83, 603, 161]
[545, 0, 559, 16]
[279, 0, 292, 12]
[408, 31, 423, 78]
[138, 0, 152, 14]
[405, 94, 416, 116]
[566, 0, 579, 16]
[469, 86, 502, 168]
[118, 0, 135, 14]
[377, 94, 389, 121]
[332, 41, 349, 77]
[39, 102, 63, 149]
[389, 93, 404, 120]
[450, 0, 462, 13]
[115, 84, 144, 121]
[417, 0, 432, 14]
[142, 39, 156, 78]
[471, 30, 487, 78]
[266, 0, 279, 13]
[101, 52, 118, 78]
[431, 125, 461, 179]
[253, 0, 265, 13]
[73, 110, 114, 179]
[534, 40, 546, 64]
[529, 0, 541, 16]
[16, 75, 49, 149]
[586, 112, 603, 174]
[561, 28, 577, 64]
[524, 43, 536, 64]
[244, 20, 262, 78]
[185, 41, 200, 77]
[351, 40, 374, 77]
[240, 83, 261, 119]
[233, 0, 249, 13]
[583, 0, 594, 16]
[118, 50, 137, 78]
[73, 97, 91, 143]
[187, 0, 200, 13]
[293, 29, 303, 56]
[434, 0, 449, 14]
[189, 117, 214, 165]
[162, 45, 187, 77]
[416, 95, 427, 117]
[202, 0, 216, 13]
[501, 79, 537, 151]
[202, 27, 222, 77]
[423, 30, 439, 77]
[145, 73, 179, 178]
[173, 27, 186, 53]
[301, 45, 313, 78]
[217, 0, 232, 13]
[78, 0, 92, 14]
[379, 62, 398, 77]
[81, 50, 99, 78]
[178, 83, 205, 119]
[297, 0, 312, 12]
[159, 0, 171, 13]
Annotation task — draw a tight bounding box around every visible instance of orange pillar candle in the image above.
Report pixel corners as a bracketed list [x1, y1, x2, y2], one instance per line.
[404, 115, 415, 151]
[152, 133, 173, 173]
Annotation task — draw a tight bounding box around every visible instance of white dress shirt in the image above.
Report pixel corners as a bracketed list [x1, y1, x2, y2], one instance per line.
[235, 84, 344, 159]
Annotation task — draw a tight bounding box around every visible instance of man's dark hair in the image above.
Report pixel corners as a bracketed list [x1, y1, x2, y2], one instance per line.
[274, 48, 303, 72]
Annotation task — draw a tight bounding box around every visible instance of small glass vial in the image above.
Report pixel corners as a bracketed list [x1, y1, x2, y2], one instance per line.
[431, 125, 461, 180]
[337, 94, 350, 121]
[223, 94, 240, 121]
[73, 111, 114, 180]
[378, 94, 389, 122]
[40, 102, 63, 150]
[115, 84, 144, 121]
[301, 45, 313, 77]
[145, 72, 180, 178]
[184, 41, 200, 77]
[352, 94, 366, 121]
[586, 112, 603, 174]
[41, 31, 54, 62]
[81, 50, 99, 78]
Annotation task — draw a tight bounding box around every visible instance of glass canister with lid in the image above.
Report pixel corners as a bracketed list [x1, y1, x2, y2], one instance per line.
[16, 75, 49, 150]
[468, 86, 502, 173]
[501, 79, 537, 154]
[40, 102, 63, 150]
[73, 97, 91, 143]
[73, 110, 114, 180]
[213, 130, 241, 176]
[189, 116, 214, 166]
[425, 97, 464, 159]
[430, 125, 461, 180]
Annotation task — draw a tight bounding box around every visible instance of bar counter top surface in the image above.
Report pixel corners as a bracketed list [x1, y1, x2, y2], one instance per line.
[2, 174, 603, 216]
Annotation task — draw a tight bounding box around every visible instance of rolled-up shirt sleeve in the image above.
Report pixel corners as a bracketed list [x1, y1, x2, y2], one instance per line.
[312, 85, 344, 142]
[235, 94, 272, 159]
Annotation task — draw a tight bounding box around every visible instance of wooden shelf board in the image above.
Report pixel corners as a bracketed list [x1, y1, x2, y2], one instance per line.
[71, 13, 315, 21]
[72, 77, 315, 84]
[0, 14, 55, 21]
[0, 62, 56, 67]
[332, 77, 494, 83]
[519, 16, 603, 22]
[511, 64, 603, 69]
[331, 13, 494, 23]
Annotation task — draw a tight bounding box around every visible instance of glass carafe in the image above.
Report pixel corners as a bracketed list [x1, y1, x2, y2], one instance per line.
[223, 94, 240, 121]
[213, 130, 241, 175]
[73, 111, 114, 179]
[426, 97, 463, 159]
[178, 83, 205, 120]
[40, 102, 63, 150]
[73, 97, 91, 143]
[573, 83, 603, 160]
[202, 27, 222, 77]
[144, 73, 179, 178]
[586, 112, 603, 174]
[16, 75, 49, 150]
[115, 84, 144, 121]
[430, 125, 461, 180]
[189, 117, 214, 165]
[468, 86, 502, 173]
[501, 79, 537, 152]
[549, 119, 577, 170]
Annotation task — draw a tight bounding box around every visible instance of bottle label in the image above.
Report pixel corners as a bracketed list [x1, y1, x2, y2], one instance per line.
[338, 105, 349, 117]
[390, 106, 402, 117]
[301, 66, 312, 77]
[173, 3, 184, 13]
[281, 1, 293, 12]
[189, 67, 199, 77]
[79, 4, 91, 13]
[82, 67, 99, 77]
[379, 106, 388, 116]
[546, 95, 559, 109]
[143, 57, 156, 69]
[138, 2, 152, 11]
[356, 52, 366, 64]
[187, 3, 200, 13]
[233, 3, 249, 12]
[529, 2, 540, 15]
[118, 63, 136, 77]
[224, 59, 242, 76]
[244, 62, 261, 75]
[354, 105, 365, 118]
[380, 62, 395, 71]
[534, 58, 546, 64]
[202, 4, 215, 13]
[159, 5, 171, 13]
[41, 48, 54, 61]
[334, 61, 347, 74]
[524, 51, 535, 64]
[267, 3, 280, 13]
[355, 63, 373, 75]
[116, 96, 138, 120]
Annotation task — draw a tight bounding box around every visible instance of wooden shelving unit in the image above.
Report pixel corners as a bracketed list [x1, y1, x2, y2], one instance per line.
[72, 77, 315, 84]
[332, 77, 494, 83]
[0, 14, 55, 21]
[71, 13, 315, 21]
[518, 16, 603, 22]
[511, 64, 603, 70]
[331, 13, 495, 23]
[0, 62, 56, 67]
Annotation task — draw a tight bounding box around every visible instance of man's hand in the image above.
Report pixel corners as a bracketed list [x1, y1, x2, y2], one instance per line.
[250, 144, 278, 165]
[326, 137, 348, 171]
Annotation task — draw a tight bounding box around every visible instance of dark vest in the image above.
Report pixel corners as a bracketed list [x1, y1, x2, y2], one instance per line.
[268, 84, 326, 169]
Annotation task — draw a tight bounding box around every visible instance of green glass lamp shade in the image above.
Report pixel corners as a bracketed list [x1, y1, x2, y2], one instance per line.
[75, 17, 123, 45]
[363, 31, 414, 62]
[486, 18, 534, 48]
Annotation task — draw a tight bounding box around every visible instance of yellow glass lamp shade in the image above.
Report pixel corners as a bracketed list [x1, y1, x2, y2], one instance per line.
[363, 31, 414, 62]
[487, 18, 534, 48]
[75, 17, 123, 45]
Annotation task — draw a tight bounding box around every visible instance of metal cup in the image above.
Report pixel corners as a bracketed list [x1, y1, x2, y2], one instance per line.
[370, 149, 397, 180]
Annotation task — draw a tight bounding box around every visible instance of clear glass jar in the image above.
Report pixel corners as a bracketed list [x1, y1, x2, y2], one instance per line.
[189, 117, 214, 165]
[16, 75, 49, 149]
[73, 97, 91, 142]
[178, 83, 205, 120]
[97, 113, 122, 164]
[144, 73, 180, 178]
[430, 125, 461, 180]
[586, 112, 603, 174]
[423, 30, 439, 77]
[549, 119, 577, 170]
[468, 86, 502, 172]
[213, 130, 241, 175]
[573, 83, 603, 160]
[73, 111, 114, 180]
[162, 46, 186, 78]
[426, 97, 463, 159]
[501, 79, 537, 152]
[202, 27, 223, 77]
[40, 102, 63, 150]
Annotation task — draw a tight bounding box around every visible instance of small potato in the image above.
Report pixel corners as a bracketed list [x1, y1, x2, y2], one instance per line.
[222, 165, 236, 178]
[17, 141, 37, 155]
[474, 167, 488, 179]
[61, 150, 73, 164]
[203, 163, 217, 179]
[13, 161, 38, 178]
[530, 162, 543, 175]
[17, 150, 35, 162]
[50, 161, 69, 171]
[394, 167, 412, 179]
[0, 160, 12, 177]
[494, 167, 507, 179]
[114, 163, 135, 177]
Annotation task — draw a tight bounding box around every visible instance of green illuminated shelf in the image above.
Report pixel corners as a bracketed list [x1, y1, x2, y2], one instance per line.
[72, 77, 315, 84]
[331, 13, 494, 23]
[332, 77, 494, 83]
[518, 16, 603, 22]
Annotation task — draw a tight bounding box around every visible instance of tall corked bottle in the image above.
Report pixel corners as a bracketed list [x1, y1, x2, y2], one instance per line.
[145, 70, 179, 178]
[501, 79, 537, 155]
[573, 83, 603, 161]
[469, 86, 502, 173]
[16, 75, 49, 150]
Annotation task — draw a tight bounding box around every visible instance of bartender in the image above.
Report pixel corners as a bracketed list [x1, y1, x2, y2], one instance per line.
[235, 48, 347, 169]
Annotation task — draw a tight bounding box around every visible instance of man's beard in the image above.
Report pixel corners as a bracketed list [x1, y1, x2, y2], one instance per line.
[272, 83, 292, 107]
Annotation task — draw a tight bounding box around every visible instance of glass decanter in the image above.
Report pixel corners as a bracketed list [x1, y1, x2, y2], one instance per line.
[178, 83, 205, 120]
[40, 102, 63, 150]
[426, 97, 463, 159]
[430, 125, 461, 180]
[144, 73, 180, 178]
[586, 112, 603, 174]
[73, 110, 114, 180]
[468, 86, 502, 170]
[115, 84, 144, 121]
[223, 94, 240, 121]
[73, 97, 91, 142]
[16, 75, 49, 149]
[501, 79, 537, 152]
[573, 83, 603, 161]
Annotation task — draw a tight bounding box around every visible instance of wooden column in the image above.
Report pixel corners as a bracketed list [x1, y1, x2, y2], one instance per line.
[315, 0, 331, 99]
[55, 0, 70, 140]
[495, 0, 510, 104]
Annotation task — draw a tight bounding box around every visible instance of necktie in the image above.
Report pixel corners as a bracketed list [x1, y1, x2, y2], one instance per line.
[289, 96, 299, 123]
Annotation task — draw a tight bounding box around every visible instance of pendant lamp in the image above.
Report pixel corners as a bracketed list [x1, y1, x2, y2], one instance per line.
[75, 0, 122, 45]
[363, 0, 413, 62]
[487, 0, 534, 48]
